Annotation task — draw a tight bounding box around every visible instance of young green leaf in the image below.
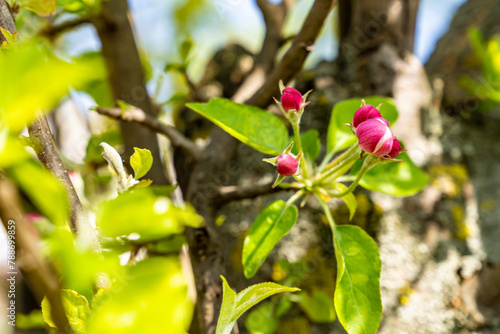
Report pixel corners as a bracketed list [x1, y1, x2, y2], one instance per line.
[242, 200, 298, 278]
[130, 147, 153, 179]
[217, 276, 299, 334]
[351, 150, 429, 197]
[296, 290, 336, 323]
[333, 225, 382, 334]
[187, 98, 289, 155]
[327, 97, 398, 155]
[41, 289, 90, 333]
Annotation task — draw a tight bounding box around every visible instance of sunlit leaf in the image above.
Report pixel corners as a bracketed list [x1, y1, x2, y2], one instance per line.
[41, 289, 90, 333]
[130, 147, 153, 179]
[327, 97, 398, 155]
[18, 0, 56, 16]
[0, 42, 100, 133]
[333, 225, 382, 334]
[242, 200, 298, 278]
[216, 276, 299, 334]
[97, 188, 203, 241]
[187, 98, 289, 155]
[87, 257, 193, 334]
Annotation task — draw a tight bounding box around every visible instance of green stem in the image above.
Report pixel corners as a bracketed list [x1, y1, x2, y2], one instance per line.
[283, 189, 306, 213]
[314, 148, 360, 185]
[316, 194, 336, 232]
[331, 155, 376, 197]
[292, 122, 310, 179]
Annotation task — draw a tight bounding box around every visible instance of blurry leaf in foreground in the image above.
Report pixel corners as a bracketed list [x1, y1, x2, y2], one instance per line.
[97, 187, 203, 241]
[0, 41, 101, 132]
[87, 257, 193, 334]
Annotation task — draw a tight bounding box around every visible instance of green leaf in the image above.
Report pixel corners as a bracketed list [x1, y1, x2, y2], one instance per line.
[351, 151, 429, 197]
[18, 0, 56, 16]
[291, 129, 320, 161]
[187, 98, 289, 155]
[217, 276, 299, 334]
[327, 97, 398, 155]
[297, 290, 336, 323]
[244, 302, 278, 334]
[333, 225, 382, 334]
[8, 160, 69, 227]
[242, 200, 298, 278]
[84, 129, 122, 166]
[87, 257, 193, 334]
[41, 289, 90, 333]
[97, 188, 203, 241]
[130, 147, 153, 179]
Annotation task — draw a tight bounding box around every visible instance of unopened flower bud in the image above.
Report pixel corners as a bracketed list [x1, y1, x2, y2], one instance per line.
[355, 117, 393, 157]
[387, 137, 402, 158]
[281, 87, 303, 113]
[352, 104, 382, 128]
[277, 153, 299, 176]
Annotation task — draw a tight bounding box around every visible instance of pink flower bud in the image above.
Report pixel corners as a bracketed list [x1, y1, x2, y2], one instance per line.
[281, 87, 303, 113]
[355, 117, 394, 157]
[352, 104, 382, 128]
[387, 137, 402, 158]
[277, 153, 299, 176]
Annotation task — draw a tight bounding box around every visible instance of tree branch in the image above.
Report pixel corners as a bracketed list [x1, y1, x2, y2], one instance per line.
[94, 107, 200, 158]
[0, 179, 71, 333]
[27, 115, 100, 250]
[40, 17, 91, 39]
[248, 0, 336, 108]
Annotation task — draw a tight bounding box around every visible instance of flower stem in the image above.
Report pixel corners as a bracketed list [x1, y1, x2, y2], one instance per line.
[331, 154, 376, 197]
[292, 122, 310, 179]
[316, 194, 336, 232]
[314, 147, 360, 185]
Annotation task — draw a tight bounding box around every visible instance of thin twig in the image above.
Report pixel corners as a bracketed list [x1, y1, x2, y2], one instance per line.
[94, 107, 200, 158]
[217, 182, 284, 207]
[0, 179, 71, 333]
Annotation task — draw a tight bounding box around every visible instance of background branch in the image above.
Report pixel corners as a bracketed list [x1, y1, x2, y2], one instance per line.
[94, 107, 200, 157]
[217, 182, 283, 207]
[0, 179, 71, 333]
[40, 17, 91, 40]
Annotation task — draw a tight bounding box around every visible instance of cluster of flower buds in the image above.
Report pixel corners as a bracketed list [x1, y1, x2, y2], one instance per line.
[350, 102, 402, 159]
